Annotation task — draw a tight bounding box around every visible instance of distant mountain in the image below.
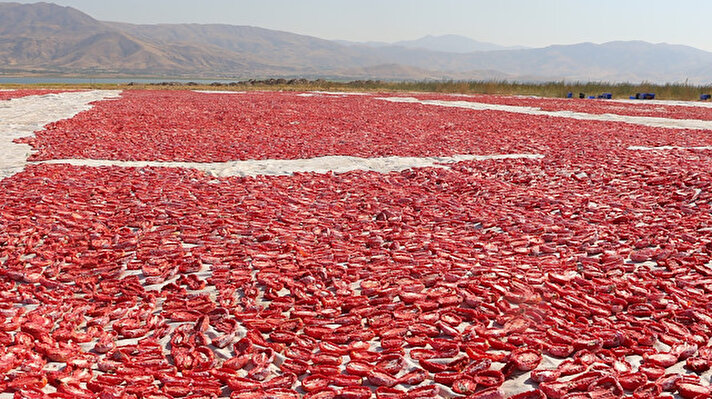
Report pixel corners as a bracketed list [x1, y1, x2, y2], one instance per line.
[105, 22, 386, 74]
[1, 2, 712, 83]
[335, 35, 525, 53]
[448, 41, 712, 83]
[395, 35, 528, 53]
[0, 2, 259, 75]
[333, 40, 391, 48]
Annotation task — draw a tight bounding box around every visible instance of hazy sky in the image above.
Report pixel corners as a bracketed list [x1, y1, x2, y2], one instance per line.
[10, 0, 712, 51]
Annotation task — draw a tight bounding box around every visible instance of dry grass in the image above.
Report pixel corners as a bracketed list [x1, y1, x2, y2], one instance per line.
[1, 79, 711, 100]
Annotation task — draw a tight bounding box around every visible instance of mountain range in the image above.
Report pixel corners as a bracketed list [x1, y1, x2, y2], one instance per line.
[1, 2, 712, 83]
[335, 35, 529, 53]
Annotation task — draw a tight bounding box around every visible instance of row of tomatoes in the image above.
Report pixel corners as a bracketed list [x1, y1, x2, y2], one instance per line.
[2, 144, 712, 398]
[0, 90, 82, 101]
[406, 92, 712, 121]
[16, 90, 712, 163]
[3, 90, 712, 397]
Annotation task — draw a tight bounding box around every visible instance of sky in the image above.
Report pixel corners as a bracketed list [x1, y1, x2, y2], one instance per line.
[9, 0, 712, 52]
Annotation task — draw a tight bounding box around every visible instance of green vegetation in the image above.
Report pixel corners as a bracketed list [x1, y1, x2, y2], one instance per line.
[376, 80, 712, 100]
[2, 79, 711, 100]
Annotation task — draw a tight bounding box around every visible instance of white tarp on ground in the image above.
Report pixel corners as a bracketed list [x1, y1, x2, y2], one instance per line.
[379, 97, 712, 131]
[35, 153, 544, 177]
[628, 145, 712, 151]
[0, 91, 121, 178]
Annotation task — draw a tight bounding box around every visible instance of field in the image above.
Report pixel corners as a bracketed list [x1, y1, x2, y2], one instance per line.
[1, 89, 712, 399]
[2, 80, 712, 101]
